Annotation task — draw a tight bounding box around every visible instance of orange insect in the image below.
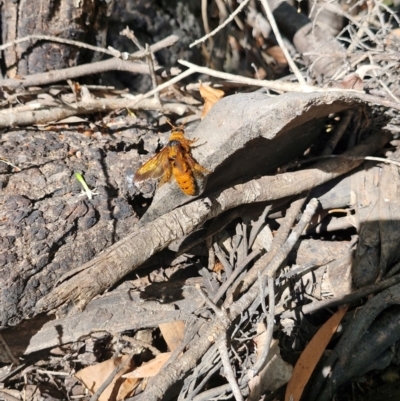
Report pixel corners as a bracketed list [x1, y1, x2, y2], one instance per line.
[134, 122, 209, 196]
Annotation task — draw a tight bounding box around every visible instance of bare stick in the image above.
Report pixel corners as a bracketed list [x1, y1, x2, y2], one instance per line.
[177, 60, 354, 93]
[0, 35, 179, 89]
[201, 0, 213, 49]
[120, 27, 145, 51]
[196, 284, 225, 318]
[207, 236, 216, 271]
[251, 275, 275, 375]
[213, 249, 261, 305]
[266, 199, 319, 279]
[248, 205, 272, 250]
[190, 0, 251, 48]
[214, 243, 233, 277]
[131, 67, 195, 104]
[294, 154, 400, 168]
[130, 61, 309, 107]
[145, 44, 161, 104]
[0, 34, 119, 56]
[217, 337, 244, 401]
[0, 33, 178, 60]
[259, 0, 306, 85]
[1, 58, 150, 89]
[0, 98, 187, 128]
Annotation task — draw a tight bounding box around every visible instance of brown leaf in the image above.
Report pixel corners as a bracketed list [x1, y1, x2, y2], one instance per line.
[116, 377, 141, 400]
[199, 83, 224, 119]
[333, 73, 364, 90]
[266, 45, 287, 65]
[159, 320, 185, 351]
[284, 306, 348, 401]
[75, 355, 136, 401]
[123, 352, 171, 379]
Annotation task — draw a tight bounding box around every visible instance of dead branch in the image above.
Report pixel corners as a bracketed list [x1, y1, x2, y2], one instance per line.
[0, 34, 121, 57]
[0, 35, 178, 89]
[0, 98, 187, 128]
[217, 337, 244, 401]
[36, 129, 390, 314]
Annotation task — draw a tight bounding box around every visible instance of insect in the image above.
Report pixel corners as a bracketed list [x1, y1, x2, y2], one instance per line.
[134, 122, 209, 196]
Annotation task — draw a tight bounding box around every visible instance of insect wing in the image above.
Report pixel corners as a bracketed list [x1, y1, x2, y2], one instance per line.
[134, 149, 170, 184]
[185, 153, 209, 176]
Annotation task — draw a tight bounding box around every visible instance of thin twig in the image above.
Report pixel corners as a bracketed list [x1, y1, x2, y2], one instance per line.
[185, 361, 223, 400]
[214, 243, 233, 277]
[213, 249, 261, 305]
[145, 44, 161, 104]
[251, 275, 275, 375]
[120, 27, 145, 51]
[0, 97, 188, 128]
[297, 154, 400, 168]
[207, 236, 216, 271]
[0, 35, 179, 89]
[0, 34, 119, 56]
[196, 284, 225, 318]
[266, 198, 319, 279]
[192, 384, 231, 401]
[258, 0, 306, 85]
[131, 60, 400, 110]
[190, 0, 251, 48]
[201, 0, 212, 47]
[0, 157, 20, 171]
[121, 335, 161, 356]
[237, 222, 248, 264]
[248, 205, 272, 250]
[217, 337, 244, 401]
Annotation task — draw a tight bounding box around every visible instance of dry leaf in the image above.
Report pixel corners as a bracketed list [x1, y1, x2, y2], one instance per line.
[123, 352, 171, 379]
[266, 45, 287, 65]
[116, 377, 141, 400]
[159, 320, 185, 351]
[333, 73, 364, 90]
[0, 389, 22, 400]
[75, 355, 136, 401]
[199, 83, 224, 119]
[284, 306, 349, 401]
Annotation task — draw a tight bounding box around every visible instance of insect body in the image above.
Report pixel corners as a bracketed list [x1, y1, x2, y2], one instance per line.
[134, 124, 209, 196]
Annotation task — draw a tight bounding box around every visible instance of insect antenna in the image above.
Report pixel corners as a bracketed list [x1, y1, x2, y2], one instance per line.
[166, 118, 188, 131]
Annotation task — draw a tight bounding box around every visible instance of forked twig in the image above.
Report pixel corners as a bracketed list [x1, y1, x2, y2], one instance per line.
[217, 337, 244, 401]
[190, 0, 251, 48]
[259, 0, 306, 85]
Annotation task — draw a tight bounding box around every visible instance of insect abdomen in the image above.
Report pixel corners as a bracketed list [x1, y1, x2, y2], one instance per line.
[174, 170, 196, 195]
